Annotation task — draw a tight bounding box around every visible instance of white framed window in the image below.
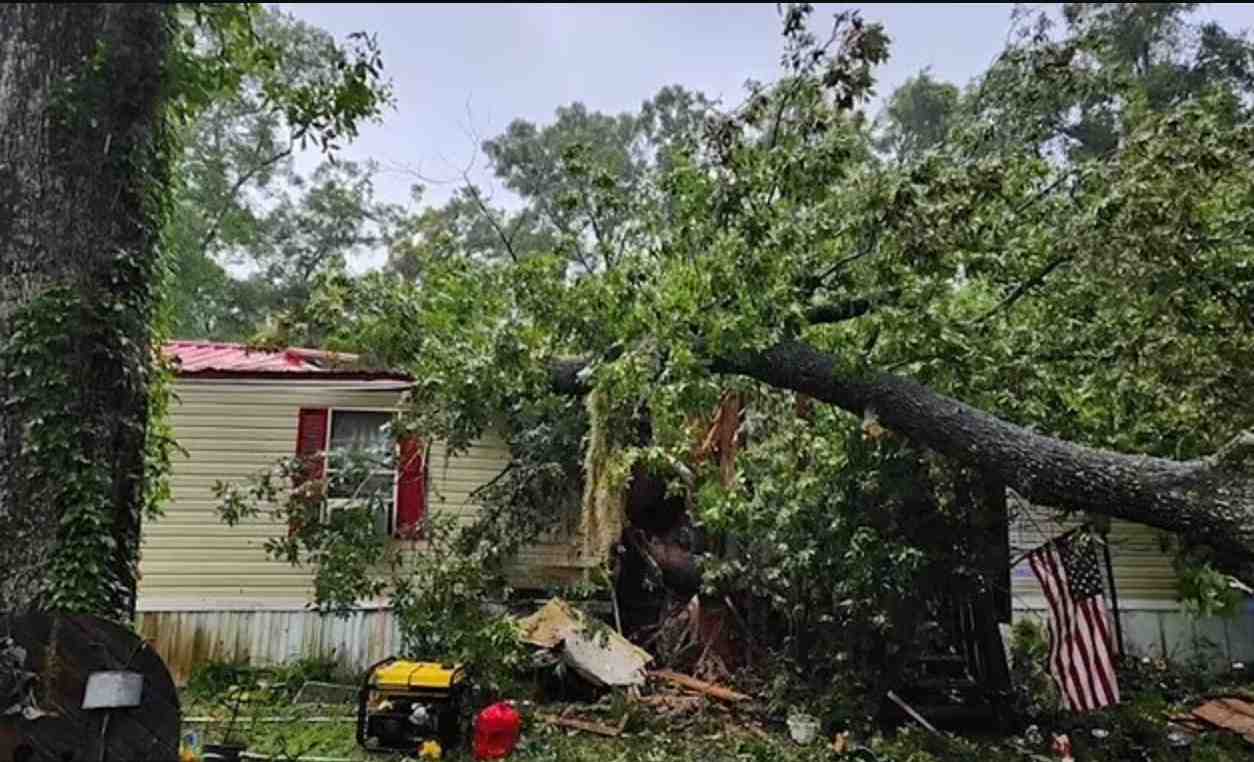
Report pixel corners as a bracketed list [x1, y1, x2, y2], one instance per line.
[324, 409, 398, 538]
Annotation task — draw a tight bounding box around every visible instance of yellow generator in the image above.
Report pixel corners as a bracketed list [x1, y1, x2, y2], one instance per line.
[356, 658, 466, 754]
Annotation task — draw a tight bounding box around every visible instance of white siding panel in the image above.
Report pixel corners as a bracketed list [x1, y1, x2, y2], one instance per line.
[1009, 492, 1181, 605]
[139, 378, 586, 608]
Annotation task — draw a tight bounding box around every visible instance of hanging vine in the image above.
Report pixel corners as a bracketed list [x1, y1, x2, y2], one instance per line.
[0, 3, 391, 619]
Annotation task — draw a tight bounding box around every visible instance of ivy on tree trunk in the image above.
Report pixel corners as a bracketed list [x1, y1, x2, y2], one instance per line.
[0, 4, 171, 619]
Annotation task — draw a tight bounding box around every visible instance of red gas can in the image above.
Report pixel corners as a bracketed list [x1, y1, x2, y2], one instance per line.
[473, 701, 521, 759]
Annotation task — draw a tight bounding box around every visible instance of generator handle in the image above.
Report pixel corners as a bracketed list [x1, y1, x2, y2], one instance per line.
[362, 655, 398, 690]
[357, 655, 399, 748]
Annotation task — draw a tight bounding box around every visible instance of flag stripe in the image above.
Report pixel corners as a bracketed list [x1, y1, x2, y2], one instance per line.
[1083, 597, 1119, 703]
[1030, 551, 1073, 709]
[1027, 534, 1120, 713]
[1033, 548, 1083, 710]
[1085, 571, 1118, 701]
[1075, 596, 1111, 706]
[1044, 546, 1096, 710]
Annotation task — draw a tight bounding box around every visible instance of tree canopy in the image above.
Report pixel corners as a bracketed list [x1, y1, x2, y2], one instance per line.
[270, 3, 1254, 598]
[167, 7, 397, 340]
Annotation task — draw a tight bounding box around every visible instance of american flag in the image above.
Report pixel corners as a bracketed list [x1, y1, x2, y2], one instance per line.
[1027, 531, 1120, 712]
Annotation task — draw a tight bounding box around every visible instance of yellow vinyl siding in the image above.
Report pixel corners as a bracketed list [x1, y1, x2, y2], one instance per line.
[138, 378, 584, 608]
[1009, 492, 1181, 606]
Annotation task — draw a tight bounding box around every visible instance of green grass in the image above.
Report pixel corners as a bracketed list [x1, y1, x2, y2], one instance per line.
[179, 655, 1254, 762]
[180, 693, 1254, 762]
[180, 692, 877, 762]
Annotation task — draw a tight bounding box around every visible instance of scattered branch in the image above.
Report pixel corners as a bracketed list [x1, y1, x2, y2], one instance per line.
[648, 669, 751, 703]
[537, 710, 629, 737]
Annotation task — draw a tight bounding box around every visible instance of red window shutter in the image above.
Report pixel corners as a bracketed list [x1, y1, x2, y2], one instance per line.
[395, 437, 426, 539]
[292, 408, 329, 534]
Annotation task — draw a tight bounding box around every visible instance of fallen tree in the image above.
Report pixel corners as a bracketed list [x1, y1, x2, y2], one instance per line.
[547, 338, 1254, 585]
[291, 6, 1254, 603]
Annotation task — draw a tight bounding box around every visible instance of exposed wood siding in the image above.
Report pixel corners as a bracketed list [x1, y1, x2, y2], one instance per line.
[1009, 492, 1181, 606]
[137, 379, 584, 608]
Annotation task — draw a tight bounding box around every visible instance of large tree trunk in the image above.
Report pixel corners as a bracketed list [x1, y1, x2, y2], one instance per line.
[555, 339, 1254, 583]
[715, 340, 1254, 583]
[0, 4, 170, 618]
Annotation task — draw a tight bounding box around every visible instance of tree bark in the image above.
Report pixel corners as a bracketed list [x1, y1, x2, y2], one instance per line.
[554, 339, 1254, 583]
[715, 340, 1254, 583]
[0, 4, 170, 617]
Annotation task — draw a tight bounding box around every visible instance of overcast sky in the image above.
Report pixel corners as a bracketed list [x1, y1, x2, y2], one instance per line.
[279, 2, 1254, 234]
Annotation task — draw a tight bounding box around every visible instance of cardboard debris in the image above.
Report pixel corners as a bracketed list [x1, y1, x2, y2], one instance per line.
[517, 599, 652, 687]
[1191, 698, 1254, 744]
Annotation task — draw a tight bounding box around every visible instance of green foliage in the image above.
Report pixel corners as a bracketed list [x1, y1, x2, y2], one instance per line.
[1008, 619, 1062, 721]
[389, 515, 528, 696]
[185, 655, 350, 703]
[217, 438, 528, 695]
[1172, 547, 1247, 618]
[5, 293, 136, 615]
[165, 6, 395, 340]
[223, 2, 1254, 721]
[874, 69, 961, 160]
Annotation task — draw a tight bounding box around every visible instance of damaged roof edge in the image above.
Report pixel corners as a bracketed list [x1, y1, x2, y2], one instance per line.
[163, 340, 412, 381]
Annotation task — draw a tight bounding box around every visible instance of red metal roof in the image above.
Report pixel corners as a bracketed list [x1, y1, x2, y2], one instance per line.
[163, 341, 411, 381]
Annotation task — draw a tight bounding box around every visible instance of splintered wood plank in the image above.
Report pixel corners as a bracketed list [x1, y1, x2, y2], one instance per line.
[648, 670, 750, 703]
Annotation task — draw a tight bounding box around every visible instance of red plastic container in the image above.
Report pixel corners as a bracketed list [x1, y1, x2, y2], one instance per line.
[473, 701, 521, 759]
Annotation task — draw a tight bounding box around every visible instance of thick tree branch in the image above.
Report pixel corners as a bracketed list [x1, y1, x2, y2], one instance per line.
[552, 292, 891, 395]
[551, 336, 1254, 582]
[714, 339, 1254, 581]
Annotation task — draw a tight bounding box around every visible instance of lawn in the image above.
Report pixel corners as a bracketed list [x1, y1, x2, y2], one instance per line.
[176, 652, 1254, 761]
[180, 685, 1254, 762]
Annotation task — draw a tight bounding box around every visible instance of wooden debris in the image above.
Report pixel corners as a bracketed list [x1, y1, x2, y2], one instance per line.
[832, 732, 850, 753]
[887, 690, 940, 735]
[537, 711, 629, 737]
[648, 669, 750, 703]
[1191, 698, 1254, 744]
[1167, 714, 1210, 733]
[634, 694, 704, 718]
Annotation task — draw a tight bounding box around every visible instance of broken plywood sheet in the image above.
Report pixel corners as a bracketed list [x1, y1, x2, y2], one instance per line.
[517, 598, 652, 687]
